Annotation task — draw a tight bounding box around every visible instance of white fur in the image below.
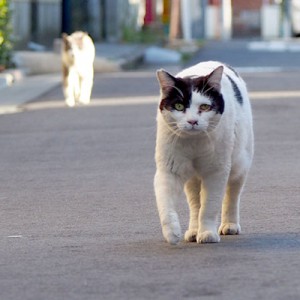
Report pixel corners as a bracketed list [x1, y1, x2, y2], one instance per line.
[62, 32, 95, 107]
[154, 61, 254, 244]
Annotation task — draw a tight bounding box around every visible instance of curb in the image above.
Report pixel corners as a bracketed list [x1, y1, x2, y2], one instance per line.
[0, 74, 61, 115]
[0, 73, 14, 89]
[0, 42, 185, 114]
[0, 44, 148, 114]
[13, 51, 122, 75]
[119, 46, 146, 70]
[0, 69, 26, 89]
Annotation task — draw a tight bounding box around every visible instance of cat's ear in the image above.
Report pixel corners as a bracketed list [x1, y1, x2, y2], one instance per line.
[206, 66, 224, 92]
[62, 33, 69, 44]
[156, 69, 177, 90]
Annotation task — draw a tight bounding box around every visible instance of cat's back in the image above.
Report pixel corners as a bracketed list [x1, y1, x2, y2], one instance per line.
[176, 61, 237, 79]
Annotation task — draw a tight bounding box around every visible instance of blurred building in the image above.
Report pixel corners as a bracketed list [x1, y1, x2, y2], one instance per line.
[205, 0, 286, 40]
[11, 0, 62, 49]
[232, 0, 263, 37]
[9, 0, 292, 50]
[10, 0, 140, 49]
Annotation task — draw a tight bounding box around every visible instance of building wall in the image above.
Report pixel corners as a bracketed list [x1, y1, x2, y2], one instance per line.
[11, 0, 61, 49]
[232, 0, 263, 37]
[11, 0, 31, 49]
[11, 0, 133, 49]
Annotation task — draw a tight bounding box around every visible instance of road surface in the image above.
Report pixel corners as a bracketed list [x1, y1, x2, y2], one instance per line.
[1, 42, 300, 299]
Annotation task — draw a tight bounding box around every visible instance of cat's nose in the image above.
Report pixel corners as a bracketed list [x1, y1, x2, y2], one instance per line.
[188, 120, 198, 126]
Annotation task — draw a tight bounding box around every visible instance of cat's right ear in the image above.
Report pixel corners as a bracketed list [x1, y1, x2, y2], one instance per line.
[156, 69, 177, 90]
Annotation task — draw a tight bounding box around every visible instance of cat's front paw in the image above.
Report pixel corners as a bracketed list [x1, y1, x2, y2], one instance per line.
[218, 223, 241, 235]
[162, 224, 181, 245]
[66, 98, 75, 107]
[197, 231, 220, 244]
[79, 98, 90, 105]
[184, 229, 198, 242]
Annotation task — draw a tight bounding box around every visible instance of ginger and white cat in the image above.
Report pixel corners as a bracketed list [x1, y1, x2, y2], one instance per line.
[62, 31, 95, 107]
[154, 61, 254, 245]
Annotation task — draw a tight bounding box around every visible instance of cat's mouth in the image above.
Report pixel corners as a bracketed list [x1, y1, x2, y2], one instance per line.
[186, 129, 201, 135]
[179, 126, 203, 136]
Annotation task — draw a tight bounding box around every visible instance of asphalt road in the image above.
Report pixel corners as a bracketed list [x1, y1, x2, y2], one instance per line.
[1, 44, 300, 299]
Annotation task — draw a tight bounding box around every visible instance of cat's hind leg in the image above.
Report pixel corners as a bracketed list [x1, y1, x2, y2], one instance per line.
[218, 173, 247, 235]
[79, 74, 93, 105]
[65, 96, 75, 107]
[63, 81, 75, 107]
[184, 176, 201, 242]
[64, 70, 78, 107]
[154, 170, 183, 245]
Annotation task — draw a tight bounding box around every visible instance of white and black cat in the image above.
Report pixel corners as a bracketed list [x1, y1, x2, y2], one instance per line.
[154, 61, 254, 245]
[62, 31, 95, 107]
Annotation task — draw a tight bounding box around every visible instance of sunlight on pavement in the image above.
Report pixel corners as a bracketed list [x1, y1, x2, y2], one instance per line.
[20, 90, 300, 112]
[7, 88, 300, 115]
[250, 90, 300, 100]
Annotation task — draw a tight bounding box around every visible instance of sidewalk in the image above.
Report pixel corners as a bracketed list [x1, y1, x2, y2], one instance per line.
[0, 43, 147, 114]
[4, 38, 299, 115]
[188, 38, 300, 71]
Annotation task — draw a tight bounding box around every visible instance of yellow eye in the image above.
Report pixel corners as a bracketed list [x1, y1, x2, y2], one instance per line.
[174, 103, 185, 111]
[199, 104, 211, 112]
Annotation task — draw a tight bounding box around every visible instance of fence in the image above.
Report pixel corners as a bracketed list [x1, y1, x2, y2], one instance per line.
[11, 0, 61, 49]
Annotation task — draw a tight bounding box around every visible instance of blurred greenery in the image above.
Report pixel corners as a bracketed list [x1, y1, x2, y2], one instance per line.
[122, 25, 166, 44]
[0, 0, 13, 69]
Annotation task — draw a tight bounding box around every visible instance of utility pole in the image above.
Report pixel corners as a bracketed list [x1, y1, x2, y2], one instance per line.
[61, 0, 71, 34]
[144, 0, 155, 26]
[282, 0, 291, 38]
[30, 0, 38, 42]
[221, 0, 232, 40]
[169, 0, 181, 40]
[181, 0, 192, 42]
[200, 0, 207, 39]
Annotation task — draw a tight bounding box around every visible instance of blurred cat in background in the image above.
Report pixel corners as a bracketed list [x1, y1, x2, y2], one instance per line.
[61, 31, 95, 107]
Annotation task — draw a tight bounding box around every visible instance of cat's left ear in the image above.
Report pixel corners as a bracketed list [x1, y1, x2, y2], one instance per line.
[156, 69, 177, 90]
[206, 66, 224, 92]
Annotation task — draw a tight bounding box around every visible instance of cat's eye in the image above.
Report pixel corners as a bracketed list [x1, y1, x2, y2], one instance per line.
[174, 103, 185, 111]
[199, 104, 211, 112]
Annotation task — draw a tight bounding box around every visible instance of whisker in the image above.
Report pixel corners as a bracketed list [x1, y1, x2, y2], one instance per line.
[203, 85, 215, 94]
[163, 85, 184, 100]
[170, 130, 181, 149]
[200, 79, 210, 95]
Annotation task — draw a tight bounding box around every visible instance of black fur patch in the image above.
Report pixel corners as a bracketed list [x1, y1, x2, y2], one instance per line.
[159, 77, 192, 112]
[225, 64, 240, 78]
[192, 76, 224, 114]
[226, 75, 243, 105]
[160, 76, 224, 114]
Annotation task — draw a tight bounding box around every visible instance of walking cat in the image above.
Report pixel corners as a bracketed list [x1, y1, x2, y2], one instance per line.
[62, 31, 95, 107]
[154, 61, 254, 244]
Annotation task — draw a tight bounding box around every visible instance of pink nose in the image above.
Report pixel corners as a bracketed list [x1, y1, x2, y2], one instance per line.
[188, 120, 198, 126]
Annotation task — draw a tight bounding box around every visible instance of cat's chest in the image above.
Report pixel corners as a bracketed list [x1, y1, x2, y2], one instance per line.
[168, 138, 216, 175]
[176, 136, 214, 158]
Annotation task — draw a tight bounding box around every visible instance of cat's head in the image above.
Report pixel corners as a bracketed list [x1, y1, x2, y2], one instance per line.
[156, 66, 224, 136]
[62, 32, 87, 60]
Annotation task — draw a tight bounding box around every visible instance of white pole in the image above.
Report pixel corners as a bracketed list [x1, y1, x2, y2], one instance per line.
[181, 0, 192, 42]
[221, 0, 232, 40]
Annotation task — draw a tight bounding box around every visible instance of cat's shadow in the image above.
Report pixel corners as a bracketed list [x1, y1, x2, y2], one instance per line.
[219, 232, 300, 251]
[125, 232, 300, 255]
